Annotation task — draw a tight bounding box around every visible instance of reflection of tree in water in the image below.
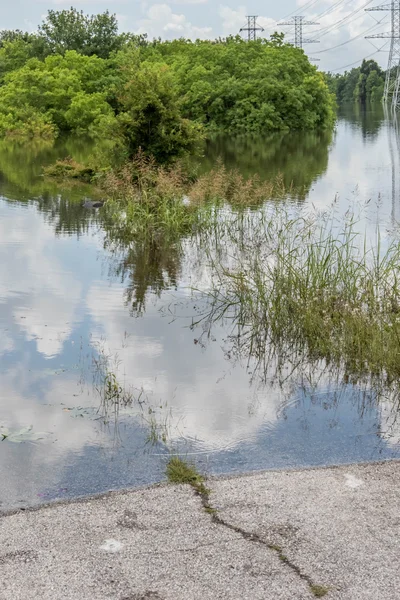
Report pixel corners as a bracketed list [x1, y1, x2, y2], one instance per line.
[105, 233, 183, 315]
[35, 191, 99, 237]
[0, 137, 96, 196]
[0, 138, 102, 236]
[200, 129, 333, 200]
[338, 103, 386, 140]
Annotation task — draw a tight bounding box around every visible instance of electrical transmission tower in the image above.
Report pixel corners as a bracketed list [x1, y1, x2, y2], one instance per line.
[365, 2, 400, 109]
[240, 16, 265, 41]
[278, 16, 319, 49]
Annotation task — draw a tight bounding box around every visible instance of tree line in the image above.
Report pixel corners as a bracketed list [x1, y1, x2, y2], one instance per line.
[325, 59, 385, 105]
[0, 8, 335, 161]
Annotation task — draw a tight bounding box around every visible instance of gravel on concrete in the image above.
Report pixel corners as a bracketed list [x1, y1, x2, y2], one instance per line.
[1, 461, 399, 600]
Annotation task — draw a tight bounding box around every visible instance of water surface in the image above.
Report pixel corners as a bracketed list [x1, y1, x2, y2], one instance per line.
[1, 106, 399, 511]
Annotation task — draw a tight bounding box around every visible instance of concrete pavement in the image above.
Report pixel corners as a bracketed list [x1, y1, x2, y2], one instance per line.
[1, 461, 399, 599]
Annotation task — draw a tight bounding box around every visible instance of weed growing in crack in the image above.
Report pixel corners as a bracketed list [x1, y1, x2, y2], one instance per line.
[310, 585, 330, 598]
[166, 457, 330, 598]
[166, 456, 209, 497]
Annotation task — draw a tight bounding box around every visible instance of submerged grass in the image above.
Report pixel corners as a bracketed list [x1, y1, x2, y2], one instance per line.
[201, 206, 400, 390]
[43, 157, 96, 182]
[101, 155, 287, 239]
[45, 153, 287, 239]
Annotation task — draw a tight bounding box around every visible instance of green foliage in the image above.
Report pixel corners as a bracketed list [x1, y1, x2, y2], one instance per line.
[326, 59, 385, 105]
[0, 51, 115, 138]
[0, 11, 335, 154]
[38, 8, 124, 59]
[135, 38, 335, 133]
[113, 53, 203, 160]
[0, 36, 50, 82]
[0, 105, 56, 140]
[65, 92, 114, 133]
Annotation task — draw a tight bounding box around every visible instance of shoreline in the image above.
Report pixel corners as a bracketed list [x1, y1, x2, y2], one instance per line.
[2, 457, 399, 517]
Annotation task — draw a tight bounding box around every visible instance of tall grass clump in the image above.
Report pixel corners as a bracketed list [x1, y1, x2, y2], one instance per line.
[99, 154, 288, 241]
[100, 153, 205, 238]
[203, 207, 400, 387]
[45, 152, 288, 240]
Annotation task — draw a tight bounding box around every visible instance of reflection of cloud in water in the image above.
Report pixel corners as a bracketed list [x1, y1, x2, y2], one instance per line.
[0, 330, 14, 355]
[379, 399, 400, 448]
[86, 282, 283, 450]
[0, 364, 106, 506]
[0, 201, 96, 358]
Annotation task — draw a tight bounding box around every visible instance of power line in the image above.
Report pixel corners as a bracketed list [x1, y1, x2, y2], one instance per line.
[314, 14, 389, 53]
[262, 0, 323, 34]
[330, 46, 388, 70]
[314, 0, 377, 38]
[313, 0, 354, 22]
[314, 10, 367, 38]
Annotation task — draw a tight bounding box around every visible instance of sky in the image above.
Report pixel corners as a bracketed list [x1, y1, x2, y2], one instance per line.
[1, 0, 392, 73]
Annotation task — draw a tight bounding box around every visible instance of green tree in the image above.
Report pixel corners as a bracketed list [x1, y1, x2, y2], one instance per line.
[135, 38, 335, 133]
[114, 51, 202, 161]
[0, 51, 114, 138]
[0, 20, 336, 153]
[38, 8, 124, 59]
[0, 35, 50, 81]
[366, 70, 384, 103]
[327, 59, 385, 105]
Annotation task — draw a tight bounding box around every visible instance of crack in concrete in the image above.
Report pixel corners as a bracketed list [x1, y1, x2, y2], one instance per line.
[193, 486, 330, 598]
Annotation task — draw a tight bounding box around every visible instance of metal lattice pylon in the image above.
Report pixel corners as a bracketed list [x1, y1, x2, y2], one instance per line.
[384, 105, 400, 221]
[240, 16, 264, 41]
[278, 16, 319, 49]
[366, 2, 400, 109]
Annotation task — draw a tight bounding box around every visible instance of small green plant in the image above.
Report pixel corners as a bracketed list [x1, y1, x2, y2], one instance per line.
[144, 405, 170, 447]
[166, 456, 209, 496]
[310, 585, 329, 598]
[204, 506, 218, 515]
[43, 157, 95, 181]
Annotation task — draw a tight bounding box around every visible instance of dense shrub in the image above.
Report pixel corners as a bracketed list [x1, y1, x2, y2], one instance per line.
[0, 9, 335, 154]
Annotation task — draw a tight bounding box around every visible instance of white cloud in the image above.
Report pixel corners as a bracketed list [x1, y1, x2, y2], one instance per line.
[171, 0, 209, 4]
[136, 3, 212, 39]
[219, 5, 247, 35]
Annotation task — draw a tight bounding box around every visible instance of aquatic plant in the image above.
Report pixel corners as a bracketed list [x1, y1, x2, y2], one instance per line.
[95, 153, 288, 244]
[199, 206, 400, 390]
[43, 157, 95, 181]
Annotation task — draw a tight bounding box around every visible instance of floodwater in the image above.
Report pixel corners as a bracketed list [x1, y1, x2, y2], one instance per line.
[1, 105, 400, 511]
